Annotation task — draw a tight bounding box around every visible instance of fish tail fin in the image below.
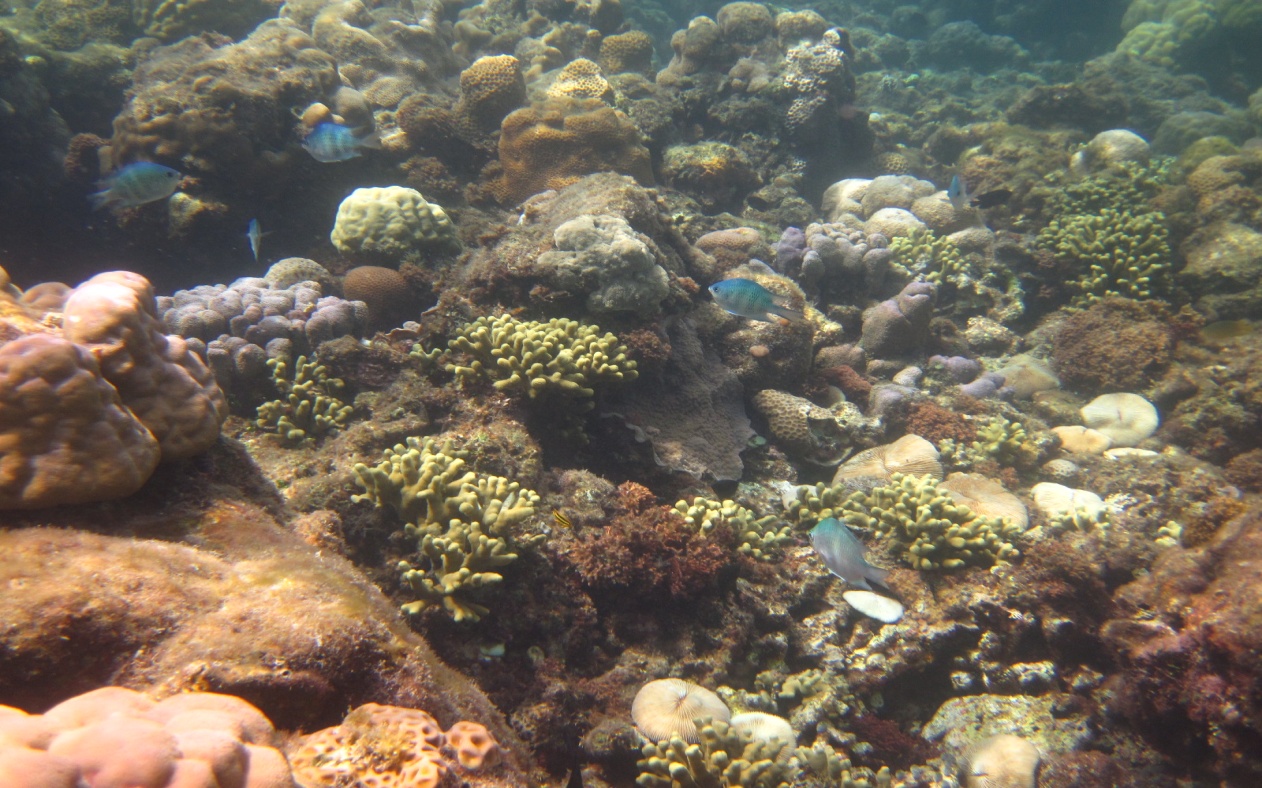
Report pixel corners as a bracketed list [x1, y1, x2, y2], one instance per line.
[864, 564, 891, 589]
[88, 189, 113, 211]
[768, 304, 805, 323]
[358, 129, 383, 149]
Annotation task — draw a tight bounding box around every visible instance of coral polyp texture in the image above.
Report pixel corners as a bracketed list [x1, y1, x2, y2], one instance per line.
[0, 267, 225, 509]
[352, 436, 542, 622]
[289, 703, 500, 788]
[255, 354, 354, 445]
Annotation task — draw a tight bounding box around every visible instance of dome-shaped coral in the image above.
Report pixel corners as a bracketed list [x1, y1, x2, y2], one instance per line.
[330, 186, 455, 259]
[599, 30, 655, 74]
[547, 58, 615, 103]
[494, 98, 653, 205]
[456, 54, 526, 133]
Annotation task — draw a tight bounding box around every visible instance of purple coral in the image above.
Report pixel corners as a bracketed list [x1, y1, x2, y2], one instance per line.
[774, 226, 807, 276]
[928, 354, 983, 383]
[859, 281, 936, 358]
[957, 371, 1010, 399]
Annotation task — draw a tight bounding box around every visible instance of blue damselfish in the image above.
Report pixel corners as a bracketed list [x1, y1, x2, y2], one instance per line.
[708, 278, 804, 323]
[89, 162, 182, 210]
[302, 122, 381, 163]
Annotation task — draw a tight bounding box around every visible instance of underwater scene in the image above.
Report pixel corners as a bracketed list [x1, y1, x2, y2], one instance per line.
[3, 0, 1262, 785]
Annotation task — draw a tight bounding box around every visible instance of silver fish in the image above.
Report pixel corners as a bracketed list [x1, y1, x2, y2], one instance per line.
[247, 218, 263, 262]
[809, 517, 889, 591]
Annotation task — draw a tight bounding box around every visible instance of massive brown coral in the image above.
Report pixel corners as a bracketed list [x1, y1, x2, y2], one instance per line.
[1051, 299, 1173, 393]
[492, 97, 653, 205]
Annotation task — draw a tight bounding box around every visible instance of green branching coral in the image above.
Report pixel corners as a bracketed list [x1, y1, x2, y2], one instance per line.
[255, 355, 354, 445]
[352, 436, 542, 622]
[637, 720, 795, 788]
[837, 473, 1022, 570]
[672, 498, 795, 560]
[445, 314, 637, 407]
[889, 228, 967, 285]
[637, 723, 891, 788]
[939, 415, 1038, 470]
[1037, 207, 1172, 306]
[781, 483, 852, 530]
[890, 228, 1023, 323]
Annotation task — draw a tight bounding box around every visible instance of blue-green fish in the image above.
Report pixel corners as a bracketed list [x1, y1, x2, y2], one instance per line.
[302, 122, 381, 163]
[89, 162, 182, 210]
[247, 218, 265, 262]
[809, 517, 889, 591]
[708, 278, 804, 323]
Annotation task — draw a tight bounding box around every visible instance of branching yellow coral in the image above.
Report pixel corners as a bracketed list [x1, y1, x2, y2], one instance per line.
[672, 497, 794, 560]
[352, 437, 541, 621]
[838, 473, 1023, 570]
[446, 314, 637, 407]
[255, 355, 353, 445]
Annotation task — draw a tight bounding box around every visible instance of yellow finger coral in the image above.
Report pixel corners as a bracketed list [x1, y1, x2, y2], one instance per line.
[352, 436, 541, 621]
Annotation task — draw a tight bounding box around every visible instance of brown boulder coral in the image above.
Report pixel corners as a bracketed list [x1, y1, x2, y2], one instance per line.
[0, 267, 225, 509]
[493, 97, 653, 205]
[1051, 299, 1173, 393]
[455, 54, 527, 136]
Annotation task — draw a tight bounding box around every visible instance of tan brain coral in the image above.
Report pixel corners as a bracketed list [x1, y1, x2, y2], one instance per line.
[457, 54, 527, 132]
[548, 58, 615, 103]
[494, 97, 653, 204]
[289, 703, 501, 788]
[598, 30, 655, 74]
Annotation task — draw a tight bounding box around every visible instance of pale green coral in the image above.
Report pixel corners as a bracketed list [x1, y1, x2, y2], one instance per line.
[838, 473, 1022, 570]
[1037, 207, 1172, 306]
[352, 436, 542, 622]
[637, 723, 891, 788]
[672, 497, 794, 560]
[939, 415, 1038, 470]
[889, 227, 1023, 323]
[446, 314, 638, 407]
[255, 355, 354, 445]
[889, 228, 967, 285]
[780, 483, 852, 530]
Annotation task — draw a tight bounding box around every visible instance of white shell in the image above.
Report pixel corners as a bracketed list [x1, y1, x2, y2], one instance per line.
[1080, 393, 1159, 447]
[729, 712, 795, 756]
[1104, 447, 1159, 459]
[1030, 482, 1106, 520]
[842, 590, 904, 623]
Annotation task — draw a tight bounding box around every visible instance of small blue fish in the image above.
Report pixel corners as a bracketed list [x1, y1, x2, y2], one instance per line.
[247, 218, 267, 262]
[302, 122, 381, 163]
[809, 517, 889, 591]
[708, 278, 804, 323]
[947, 173, 969, 211]
[89, 162, 182, 210]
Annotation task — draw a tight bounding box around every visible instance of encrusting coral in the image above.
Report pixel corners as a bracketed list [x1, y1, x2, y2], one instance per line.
[289, 703, 500, 788]
[352, 436, 542, 622]
[255, 354, 354, 445]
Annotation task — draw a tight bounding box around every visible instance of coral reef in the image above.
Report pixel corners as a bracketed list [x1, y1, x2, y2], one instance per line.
[352, 436, 542, 622]
[533, 214, 671, 317]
